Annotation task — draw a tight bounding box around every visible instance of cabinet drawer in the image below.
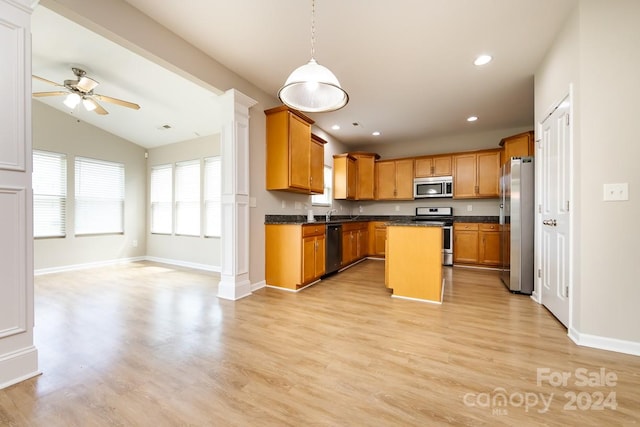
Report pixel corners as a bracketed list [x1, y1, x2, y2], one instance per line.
[342, 221, 367, 232]
[302, 224, 325, 237]
[479, 223, 499, 232]
[454, 223, 479, 231]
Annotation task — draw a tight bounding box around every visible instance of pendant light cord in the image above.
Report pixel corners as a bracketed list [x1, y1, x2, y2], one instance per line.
[310, 0, 316, 59]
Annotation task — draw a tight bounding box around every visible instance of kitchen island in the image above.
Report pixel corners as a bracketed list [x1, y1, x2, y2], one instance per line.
[385, 223, 444, 303]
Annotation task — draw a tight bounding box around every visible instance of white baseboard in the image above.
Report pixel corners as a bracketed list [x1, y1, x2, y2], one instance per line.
[251, 280, 266, 292]
[144, 256, 221, 273]
[569, 327, 640, 356]
[34, 256, 147, 276]
[0, 346, 40, 390]
[34, 256, 221, 276]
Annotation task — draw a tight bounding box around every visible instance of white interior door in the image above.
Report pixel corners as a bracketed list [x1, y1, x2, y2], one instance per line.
[539, 96, 571, 327]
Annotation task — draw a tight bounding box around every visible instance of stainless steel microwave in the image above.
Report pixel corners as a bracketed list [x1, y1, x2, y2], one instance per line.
[414, 176, 453, 198]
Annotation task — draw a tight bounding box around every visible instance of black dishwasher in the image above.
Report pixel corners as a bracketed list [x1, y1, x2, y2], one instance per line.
[325, 224, 342, 274]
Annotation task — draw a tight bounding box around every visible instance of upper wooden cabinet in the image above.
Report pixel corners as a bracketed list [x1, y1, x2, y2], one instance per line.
[453, 149, 501, 198]
[500, 131, 534, 165]
[265, 106, 325, 194]
[414, 155, 452, 178]
[376, 159, 414, 200]
[333, 152, 379, 200]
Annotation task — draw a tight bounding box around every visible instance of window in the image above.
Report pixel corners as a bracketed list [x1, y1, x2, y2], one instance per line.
[150, 164, 173, 234]
[175, 160, 200, 236]
[75, 157, 125, 235]
[33, 150, 67, 238]
[311, 165, 332, 206]
[204, 156, 221, 237]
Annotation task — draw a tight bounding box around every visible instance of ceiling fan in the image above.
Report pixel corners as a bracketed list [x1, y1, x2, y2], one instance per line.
[32, 67, 140, 115]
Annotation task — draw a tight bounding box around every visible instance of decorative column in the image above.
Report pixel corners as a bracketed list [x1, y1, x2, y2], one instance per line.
[0, 0, 40, 389]
[217, 89, 257, 300]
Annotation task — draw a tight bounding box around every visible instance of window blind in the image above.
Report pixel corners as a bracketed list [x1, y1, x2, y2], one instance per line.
[175, 160, 200, 236]
[312, 165, 332, 206]
[150, 164, 173, 234]
[75, 156, 125, 235]
[33, 150, 67, 238]
[204, 157, 221, 237]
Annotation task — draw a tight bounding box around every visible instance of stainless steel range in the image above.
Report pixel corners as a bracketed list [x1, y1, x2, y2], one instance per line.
[412, 207, 454, 266]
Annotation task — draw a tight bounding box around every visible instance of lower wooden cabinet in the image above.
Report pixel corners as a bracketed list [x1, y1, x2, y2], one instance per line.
[453, 222, 501, 267]
[368, 221, 387, 257]
[266, 224, 325, 290]
[341, 222, 368, 266]
[478, 223, 501, 266]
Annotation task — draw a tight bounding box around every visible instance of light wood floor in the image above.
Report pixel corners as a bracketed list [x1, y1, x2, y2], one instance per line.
[1, 260, 639, 426]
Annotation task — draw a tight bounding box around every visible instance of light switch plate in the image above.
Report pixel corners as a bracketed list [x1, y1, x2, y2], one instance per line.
[294, 201, 302, 210]
[249, 197, 257, 208]
[603, 183, 629, 201]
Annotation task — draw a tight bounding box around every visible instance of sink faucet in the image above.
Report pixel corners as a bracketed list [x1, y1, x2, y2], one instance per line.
[325, 209, 337, 222]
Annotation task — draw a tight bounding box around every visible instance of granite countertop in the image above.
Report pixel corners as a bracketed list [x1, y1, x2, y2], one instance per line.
[265, 214, 499, 225]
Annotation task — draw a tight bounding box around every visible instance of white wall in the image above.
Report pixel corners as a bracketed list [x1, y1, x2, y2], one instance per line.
[535, 1, 640, 347]
[146, 135, 221, 269]
[33, 101, 146, 271]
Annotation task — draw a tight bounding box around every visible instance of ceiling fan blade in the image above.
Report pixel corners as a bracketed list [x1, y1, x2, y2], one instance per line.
[88, 98, 109, 116]
[32, 75, 64, 87]
[32, 91, 68, 98]
[94, 94, 140, 110]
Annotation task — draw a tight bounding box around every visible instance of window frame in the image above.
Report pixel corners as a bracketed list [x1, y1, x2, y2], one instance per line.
[311, 164, 333, 206]
[150, 164, 173, 235]
[174, 159, 201, 237]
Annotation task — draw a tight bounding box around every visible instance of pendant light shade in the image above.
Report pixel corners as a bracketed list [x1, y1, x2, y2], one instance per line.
[278, 59, 348, 113]
[278, 0, 348, 113]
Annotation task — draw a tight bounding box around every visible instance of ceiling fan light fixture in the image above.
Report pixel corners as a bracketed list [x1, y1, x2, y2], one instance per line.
[83, 97, 97, 112]
[63, 92, 81, 109]
[278, 0, 348, 113]
[77, 76, 99, 93]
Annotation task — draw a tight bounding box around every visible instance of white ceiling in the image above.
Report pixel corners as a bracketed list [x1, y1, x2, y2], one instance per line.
[33, 0, 578, 148]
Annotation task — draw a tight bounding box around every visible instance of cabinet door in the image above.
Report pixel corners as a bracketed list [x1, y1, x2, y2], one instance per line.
[289, 113, 311, 190]
[502, 131, 534, 164]
[432, 155, 452, 176]
[375, 161, 396, 199]
[374, 226, 386, 256]
[342, 231, 352, 265]
[453, 230, 479, 264]
[309, 137, 324, 194]
[315, 235, 326, 277]
[355, 155, 375, 200]
[479, 228, 501, 266]
[477, 150, 501, 197]
[302, 236, 317, 283]
[414, 157, 433, 178]
[453, 153, 477, 198]
[347, 157, 357, 199]
[357, 229, 369, 259]
[395, 159, 415, 199]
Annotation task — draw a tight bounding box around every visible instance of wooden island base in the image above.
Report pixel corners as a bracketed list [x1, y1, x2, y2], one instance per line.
[385, 224, 444, 303]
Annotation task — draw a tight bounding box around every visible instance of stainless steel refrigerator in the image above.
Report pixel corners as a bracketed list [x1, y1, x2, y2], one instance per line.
[500, 157, 534, 294]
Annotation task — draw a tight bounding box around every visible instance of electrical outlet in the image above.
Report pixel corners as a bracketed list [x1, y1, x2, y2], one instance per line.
[294, 201, 302, 210]
[249, 197, 257, 208]
[395, 205, 400, 212]
[467, 204, 473, 212]
[603, 183, 629, 201]
[359, 205, 363, 213]
[132, 240, 138, 248]
[281, 200, 286, 209]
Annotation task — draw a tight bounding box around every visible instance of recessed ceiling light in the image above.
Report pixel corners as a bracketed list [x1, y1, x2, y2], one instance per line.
[474, 55, 492, 66]
[372, 131, 381, 136]
[467, 116, 478, 122]
[331, 124, 340, 130]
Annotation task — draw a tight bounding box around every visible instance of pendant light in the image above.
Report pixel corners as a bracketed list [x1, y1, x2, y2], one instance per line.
[278, 0, 349, 113]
